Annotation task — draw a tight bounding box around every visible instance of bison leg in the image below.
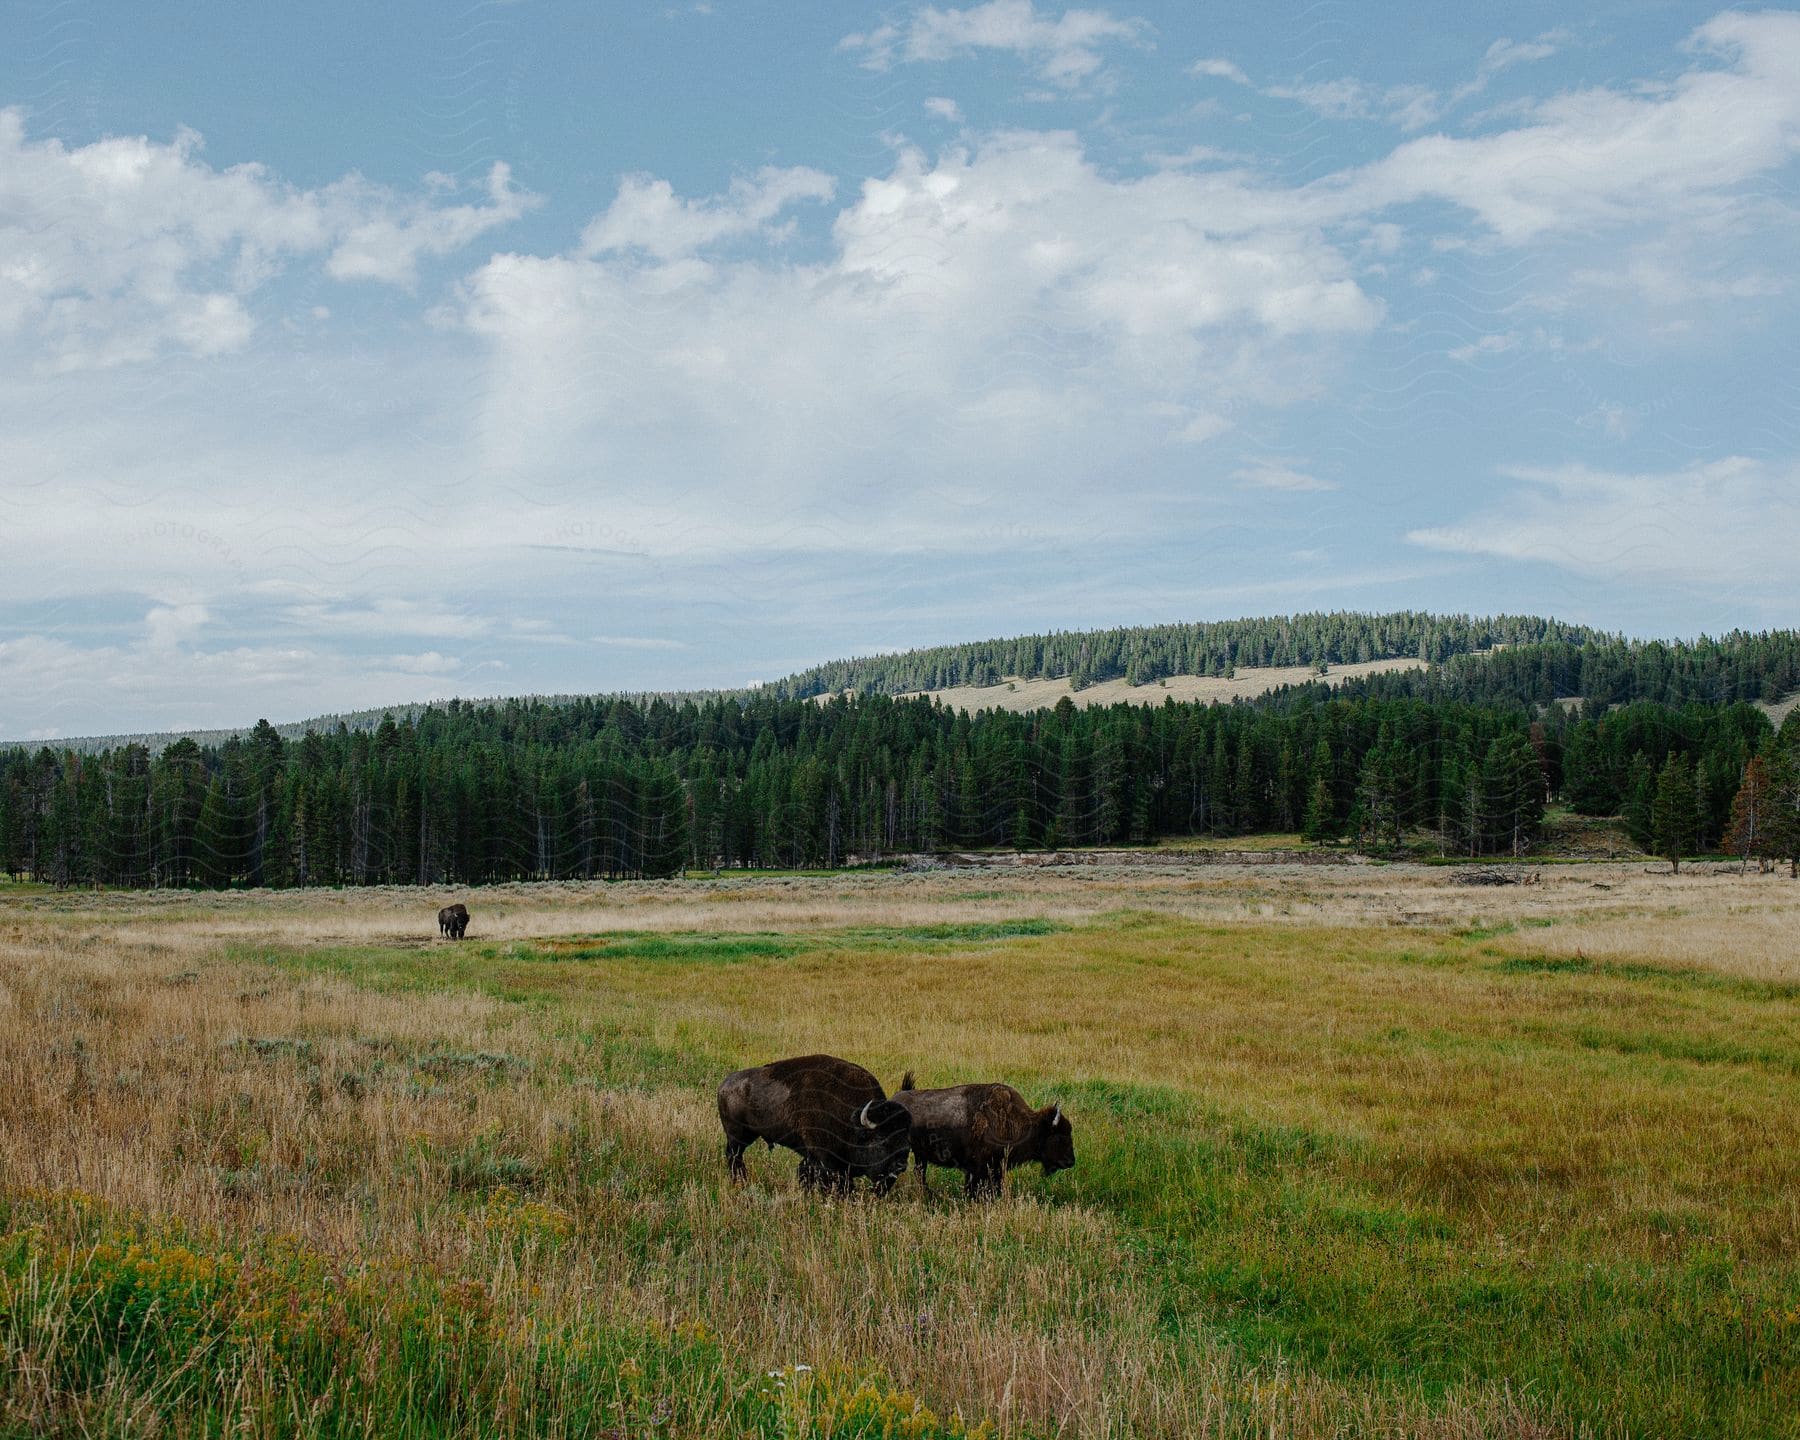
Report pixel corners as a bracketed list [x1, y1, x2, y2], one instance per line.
[915, 1157, 933, 1197]
[723, 1126, 754, 1181]
[966, 1161, 1003, 1201]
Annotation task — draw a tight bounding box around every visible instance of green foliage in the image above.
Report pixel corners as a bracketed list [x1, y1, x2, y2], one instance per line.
[1652, 754, 1701, 871]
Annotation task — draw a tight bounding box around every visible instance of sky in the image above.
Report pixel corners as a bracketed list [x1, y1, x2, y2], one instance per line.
[2, 0, 1798, 738]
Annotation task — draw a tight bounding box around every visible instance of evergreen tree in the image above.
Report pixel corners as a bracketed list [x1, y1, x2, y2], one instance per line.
[1723, 755, 1775, 872]
[1766, 723, 1800, 878]
[1650, 753, 1700, 873]
[1621, 753, 1656, 850]
[1481, 733, 1544, 858]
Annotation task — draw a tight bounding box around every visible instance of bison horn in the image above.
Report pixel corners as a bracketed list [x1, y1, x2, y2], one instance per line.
[1051, 1104, 1062, 1126]
[858, 1100, 877, 1130]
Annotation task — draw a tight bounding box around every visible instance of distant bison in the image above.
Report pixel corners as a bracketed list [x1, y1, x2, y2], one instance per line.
[437, 903, 469, 939]
[717, 1054, 912, 1195]
[893, 1074, 1074, 1199]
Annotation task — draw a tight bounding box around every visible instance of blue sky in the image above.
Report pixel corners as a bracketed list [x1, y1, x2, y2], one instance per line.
[2, 0, 1797, 736]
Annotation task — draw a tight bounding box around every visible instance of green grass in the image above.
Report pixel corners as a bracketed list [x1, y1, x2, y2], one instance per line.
[0, 1192, 989, 1440]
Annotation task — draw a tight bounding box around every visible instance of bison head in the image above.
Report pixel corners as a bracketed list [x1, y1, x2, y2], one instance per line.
[851, 1097, 913, 1193]
[1036, 1103, 1075, 1175]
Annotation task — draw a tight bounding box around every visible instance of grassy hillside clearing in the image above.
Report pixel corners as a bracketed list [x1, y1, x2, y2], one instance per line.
[817, 658, 1431, 713]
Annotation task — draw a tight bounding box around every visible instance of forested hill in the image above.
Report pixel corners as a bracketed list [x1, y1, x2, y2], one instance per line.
[779, 615, 1800, 717]
[1324, 630, 1800, 711]
[773, 612, 1606, 697]
[12, 613, 1800, 757]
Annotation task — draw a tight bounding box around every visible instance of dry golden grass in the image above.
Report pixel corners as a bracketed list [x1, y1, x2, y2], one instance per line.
[29, 857, 1798, 978]
[2, 862, 1797, 1437]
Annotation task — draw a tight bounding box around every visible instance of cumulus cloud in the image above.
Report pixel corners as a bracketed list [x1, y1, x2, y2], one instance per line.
[145, 603, 210, 651]
[325, 163, 541, 286]
[0, 110, 538, 370]
[1407, 457, 1800, 591]
[578, 166, 834, 261]
[843, 0, 1146, 87]
[454, 130, 1380, 543]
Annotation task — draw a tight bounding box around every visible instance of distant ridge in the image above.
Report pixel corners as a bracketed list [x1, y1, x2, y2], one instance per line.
[9, 611, 1799, 753]
[0, 690, 727, 757]
[770, 611, 1606, 699]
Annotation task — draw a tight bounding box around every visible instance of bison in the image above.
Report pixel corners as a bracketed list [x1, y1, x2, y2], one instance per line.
[717, 1054, 912, 1195]
[892, 1074, 1074, 1199]
[437, 903, 469, 939]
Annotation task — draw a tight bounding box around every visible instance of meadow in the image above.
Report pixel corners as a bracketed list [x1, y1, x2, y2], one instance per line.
[1, 861, 1796, 1438]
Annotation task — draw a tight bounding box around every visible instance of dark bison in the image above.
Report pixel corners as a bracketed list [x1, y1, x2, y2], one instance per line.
[717, 1054, 911, 1195]
[437, 903, 469, 939]
[892, 1074, 1074, 1199]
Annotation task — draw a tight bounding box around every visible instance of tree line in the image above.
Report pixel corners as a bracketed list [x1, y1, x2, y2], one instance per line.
[3, 688, 1796, 887]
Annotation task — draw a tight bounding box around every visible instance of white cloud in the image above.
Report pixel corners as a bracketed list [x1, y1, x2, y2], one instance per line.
[281, 599, 497, 640]
[144, 602, 209, 651]
[381, 650, 465, 676]
[1339, 12, 1800, 241]
[1190, 57, 1249, 86]
[924, 96, 965, 122]
[579, 165, 834, 261]
[0, 110, 538, 370]
[1204, 28, 1563, 132]
[592, 635, 689, 650]
[1173, 411, 1232, 444]
[842, 0, 1146, 87]
[1407, 457, 1800, 591]
[325, 163, 541, 286]
[455, 131, 1380, 543]
[1447, 331, 1520, 361]
[1233, 464, 1337, 493]
[0, 631, 502, 736]
[1266, 77, 1437, 126]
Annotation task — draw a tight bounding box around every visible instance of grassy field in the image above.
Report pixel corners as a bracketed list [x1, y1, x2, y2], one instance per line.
[2, 863, 1796, 1437]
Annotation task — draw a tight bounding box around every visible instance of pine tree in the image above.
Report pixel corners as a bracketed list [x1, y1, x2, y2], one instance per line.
[1355, 744, 1400, 850]
[1766, 725, 1800, 878]
[195, 777, 232, 887]
[1723, 755, 1774, 872]
[1650, 753, 1699, 873]
[1481, 733, 1544, 858]
[1621, 752, 1656, 850]
[1300, 739, 1337, 842]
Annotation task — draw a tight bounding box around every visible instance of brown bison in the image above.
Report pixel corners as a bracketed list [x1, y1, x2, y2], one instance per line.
[892, 1073, 1074, 1199]
[437, 903, 469, 939]
[717, 1054, 912, 1195]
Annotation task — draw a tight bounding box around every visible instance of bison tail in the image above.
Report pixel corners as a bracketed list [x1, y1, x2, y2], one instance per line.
[899, 1071, 916, 1091]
